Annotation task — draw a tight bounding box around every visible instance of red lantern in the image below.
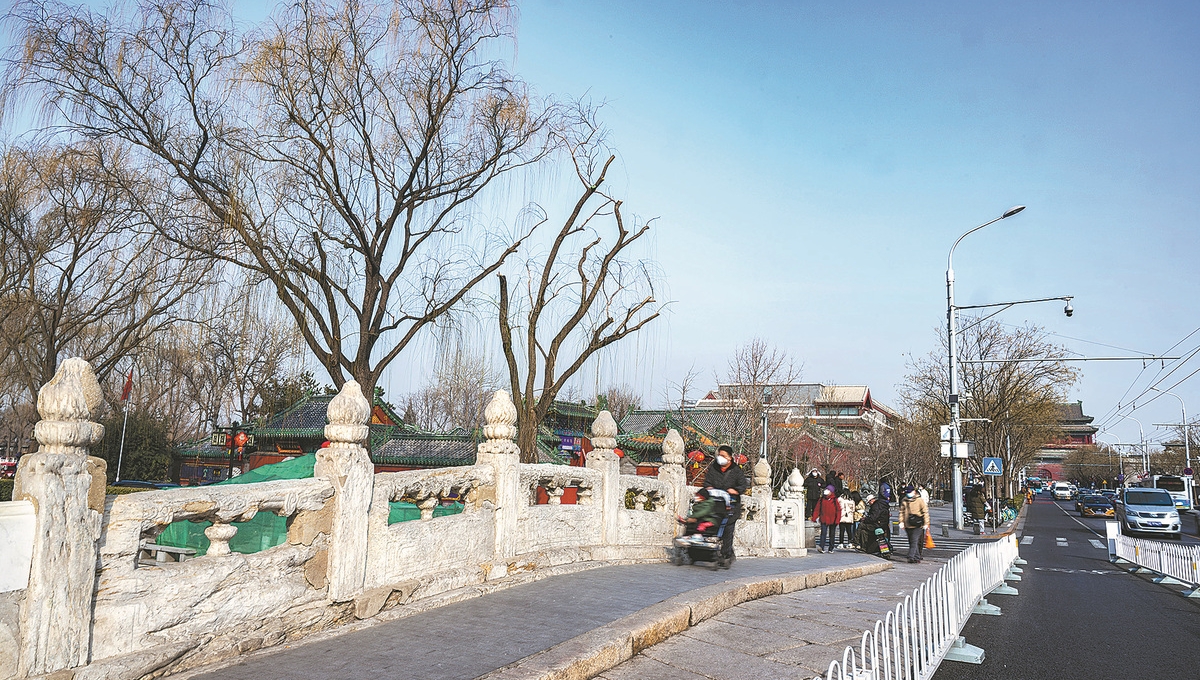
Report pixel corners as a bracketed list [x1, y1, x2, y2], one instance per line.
[686, 450, 705, 462]
[614, 448, 624, 458]
[733, 453, 748, 465]
[234, 431, 248, 448]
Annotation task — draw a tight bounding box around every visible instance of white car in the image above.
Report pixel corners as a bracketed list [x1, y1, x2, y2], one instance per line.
[1052, 483, 1073, 500]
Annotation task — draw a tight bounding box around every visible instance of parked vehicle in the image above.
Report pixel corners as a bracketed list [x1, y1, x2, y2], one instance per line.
[1078, 495, 1114, 518]
[1114, 488, 1181, 539]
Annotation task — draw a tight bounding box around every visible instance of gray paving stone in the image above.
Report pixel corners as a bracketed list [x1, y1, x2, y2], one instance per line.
[181, 555, 877, 680]
[597, 654, 711, 680]
[643, 635, 796, 679]
[764, 640, 851, 674]
[681, 618, 809, 656]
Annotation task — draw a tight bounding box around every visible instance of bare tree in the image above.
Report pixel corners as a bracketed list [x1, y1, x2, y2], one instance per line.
[901, 318, 1077, 496]
[498, 144, 664, 461]
[716, 338, 802, 466]
[0, 141, 212, 424]
[596, 384, 642, 423]
[662, 363, 701, 414]
[404, 351, 500, 432]
[7, 0, 562, 397]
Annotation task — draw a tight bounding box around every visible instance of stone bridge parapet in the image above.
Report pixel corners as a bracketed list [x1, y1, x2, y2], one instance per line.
[0, 359, 807, 680]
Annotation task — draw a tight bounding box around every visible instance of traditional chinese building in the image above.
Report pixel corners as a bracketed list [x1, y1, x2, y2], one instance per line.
[1031, 401, 1098, 481]
[171, 394, 594, 484]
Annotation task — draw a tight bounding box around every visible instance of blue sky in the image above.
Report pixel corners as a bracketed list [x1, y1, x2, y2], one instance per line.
[505, 1, 1200, 448]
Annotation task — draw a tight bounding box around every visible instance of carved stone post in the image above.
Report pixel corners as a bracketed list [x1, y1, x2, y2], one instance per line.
[14, 358, 106, 676]
[752, 457, 772, 499]
[659, 428, 690, 518]
[586, 411, 621, 546]
[316, 380, 374, 602]
[476, 391, 520, 575]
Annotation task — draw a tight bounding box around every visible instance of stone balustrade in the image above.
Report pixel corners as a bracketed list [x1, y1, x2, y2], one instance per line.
[0, 362, 806, 680]
[519, 463, 600, 505]
[620, 474, 670, 512]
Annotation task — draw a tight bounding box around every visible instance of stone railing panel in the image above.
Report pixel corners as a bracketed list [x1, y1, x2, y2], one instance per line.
[90, 478, 335, 665]
[365, 465, 497, 590]
[619, 475, 671, 512]
[518, 464, 601, 506]
[100, 478, 335, 569]
[373, 465, 495, 518]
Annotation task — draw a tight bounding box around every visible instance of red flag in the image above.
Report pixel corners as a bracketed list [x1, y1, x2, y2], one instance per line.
[120, 369, 134, 402]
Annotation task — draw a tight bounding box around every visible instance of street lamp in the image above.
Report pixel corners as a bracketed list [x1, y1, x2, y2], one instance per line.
[1115, 413, 1147, 475]
[947, 205, 1025, 530]
[1097, 432, 1122, 487]
[1150, 387, 1190, 474]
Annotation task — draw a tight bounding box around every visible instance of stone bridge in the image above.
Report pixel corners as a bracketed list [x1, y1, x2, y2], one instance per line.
[0, 358, 807, 680]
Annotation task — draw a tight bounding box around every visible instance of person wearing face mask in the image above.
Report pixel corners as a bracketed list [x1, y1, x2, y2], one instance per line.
[810, 485, 841, 553]
[899, 484, 929, 563]
[704, 445, 748, 562]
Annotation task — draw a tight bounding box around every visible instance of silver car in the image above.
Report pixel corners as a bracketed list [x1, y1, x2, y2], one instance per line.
[1114, 488, 1181, 539]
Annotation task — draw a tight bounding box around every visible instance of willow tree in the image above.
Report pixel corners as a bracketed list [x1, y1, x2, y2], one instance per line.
[902, 318, 1078, 496]
[7, 0, 560, 396]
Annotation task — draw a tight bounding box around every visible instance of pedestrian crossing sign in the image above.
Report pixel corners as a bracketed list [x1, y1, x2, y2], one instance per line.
[982, 457, 1003, 476]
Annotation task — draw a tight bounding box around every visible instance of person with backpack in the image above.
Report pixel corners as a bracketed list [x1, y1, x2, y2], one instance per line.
[811, 485, 841, 553]
[899, 484, 929, 563]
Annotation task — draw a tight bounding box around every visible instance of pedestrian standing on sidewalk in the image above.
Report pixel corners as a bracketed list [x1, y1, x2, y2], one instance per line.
[851, 490, 866, 546]
[837, 491, 855, 549]
[899, 485, 929, 563]
[811, 485, 841, 553]
[803, 469, 824, 515]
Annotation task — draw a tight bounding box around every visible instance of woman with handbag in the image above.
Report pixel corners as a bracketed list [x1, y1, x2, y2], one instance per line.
[899, 485, 929, 563]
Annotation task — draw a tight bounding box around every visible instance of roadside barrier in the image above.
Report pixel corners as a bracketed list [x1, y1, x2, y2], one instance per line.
[817, 534, 1021, 680]
[1107, 521, 1200, 596]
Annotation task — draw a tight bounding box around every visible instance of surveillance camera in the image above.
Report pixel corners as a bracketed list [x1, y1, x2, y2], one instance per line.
[1064, 302, 1074, 317]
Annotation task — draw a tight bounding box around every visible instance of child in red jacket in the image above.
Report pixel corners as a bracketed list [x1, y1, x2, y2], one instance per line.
[811, 485, 841, 553]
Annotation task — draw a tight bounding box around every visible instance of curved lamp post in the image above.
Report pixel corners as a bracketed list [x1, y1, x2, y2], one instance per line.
[947, 206, 1025, 529]
[1150, 387, 1190, 474]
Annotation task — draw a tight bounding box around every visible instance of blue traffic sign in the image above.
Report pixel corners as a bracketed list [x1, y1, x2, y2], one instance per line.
[982, 457, 1003, 476]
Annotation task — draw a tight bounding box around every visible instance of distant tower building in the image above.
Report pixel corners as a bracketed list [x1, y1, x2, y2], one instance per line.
[1032, 401, 1098, 481]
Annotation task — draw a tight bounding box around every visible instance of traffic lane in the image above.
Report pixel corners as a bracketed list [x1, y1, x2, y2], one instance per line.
[1043, 498, 1200, 547]
[934, 500, 1200, 680]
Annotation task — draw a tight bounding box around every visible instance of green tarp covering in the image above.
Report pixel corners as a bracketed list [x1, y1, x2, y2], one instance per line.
[156, 454, 463, 556]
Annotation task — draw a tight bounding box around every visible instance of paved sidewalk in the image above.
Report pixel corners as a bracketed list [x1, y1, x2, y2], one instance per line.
[598, 550, 951, 679]
[181, 553, 876, 680]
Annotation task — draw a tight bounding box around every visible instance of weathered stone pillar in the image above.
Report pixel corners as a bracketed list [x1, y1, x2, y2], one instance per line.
[752, 457, 772, 500]
[14, 358, 106, 676]
[476, 391, 520, 574]
[586, 411, 621, 545]
[659, 428, 689, 518]
[315, 380, 374, 602]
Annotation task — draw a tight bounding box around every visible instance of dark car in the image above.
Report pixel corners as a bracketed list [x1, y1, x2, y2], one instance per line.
[1078, 494, 1114, 518]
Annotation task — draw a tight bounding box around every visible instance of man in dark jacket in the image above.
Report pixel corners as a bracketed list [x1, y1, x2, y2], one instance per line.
[704, 445, 748, 560]
[802, 469, 825, 512]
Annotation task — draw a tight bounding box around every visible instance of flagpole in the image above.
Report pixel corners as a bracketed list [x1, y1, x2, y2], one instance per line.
[116, 360, 135, 482]
[116, 402, 130, 482]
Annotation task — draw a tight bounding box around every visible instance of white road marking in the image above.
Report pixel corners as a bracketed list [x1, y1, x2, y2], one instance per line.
[1089, 539, 1105, 549]
[1056, 537, 1066, 541]
[1020, 536, 1034, 545]
[1034, 567, 1120, 575]
[1057, 540, 1068, 546]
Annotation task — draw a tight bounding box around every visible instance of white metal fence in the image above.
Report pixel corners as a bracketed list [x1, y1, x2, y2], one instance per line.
[817, 534, 1020, 680]
[1110, 526, 1200, 591]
